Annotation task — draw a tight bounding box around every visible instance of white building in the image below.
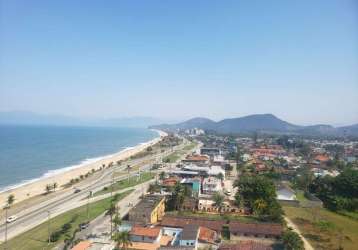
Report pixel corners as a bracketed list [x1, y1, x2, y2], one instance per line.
[202, 177, 222, 194]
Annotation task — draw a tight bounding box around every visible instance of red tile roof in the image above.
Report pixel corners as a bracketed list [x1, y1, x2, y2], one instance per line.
[198, 226, 217, 244]
[161, 215, 282, 236]
[161, 215, 224, 232]
[130, 226, 161, 238]
[184, 155, 209, 162]
[219, 241, 272, 250]
[71, 241, 91, 250]
[229, 221, 282, 236]
[314, 154, 330, 162]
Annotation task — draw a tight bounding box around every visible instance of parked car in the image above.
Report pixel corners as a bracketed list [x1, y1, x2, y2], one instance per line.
[79, 222, 89, 230]
[74, 188, 81, 193]
[6, 216, 17, 223]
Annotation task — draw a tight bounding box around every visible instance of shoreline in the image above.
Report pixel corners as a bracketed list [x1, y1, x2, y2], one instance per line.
[0, 129, 167, 206]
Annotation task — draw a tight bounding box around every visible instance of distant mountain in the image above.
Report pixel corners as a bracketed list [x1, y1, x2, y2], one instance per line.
[0, 111, 166, 128]
[150, 114, 358, 137]
[153, 117, 216, 131]
[214, 114, 300, 134]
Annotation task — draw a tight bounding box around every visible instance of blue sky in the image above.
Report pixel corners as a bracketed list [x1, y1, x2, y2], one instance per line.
[1, 0, 357, 125]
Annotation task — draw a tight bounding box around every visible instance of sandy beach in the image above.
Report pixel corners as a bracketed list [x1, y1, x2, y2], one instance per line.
[0, 130, 167, 206]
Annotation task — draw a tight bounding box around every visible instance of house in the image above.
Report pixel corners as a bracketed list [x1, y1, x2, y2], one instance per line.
[180, 178, 201, 196]
[229, 221, 282, 239]
[198, 226, 218, 248]
[181, 165, 225, 179]
[276, 184, 296, 201]
[160, 215, 282, 239]
[182, 155, 210, 166]
[71, 241, 92, 250]
[130, 226, 162, 243]
[200, 148, 221, 157]
[163, 177, 179, 187]
[202, 177, 222, 194]
[179, 225, 200, 249]
[314, 154, 330, 164]
[219, 241, 272, 250]
[129, 195, 166, 224]
[161, 215, 225, 233]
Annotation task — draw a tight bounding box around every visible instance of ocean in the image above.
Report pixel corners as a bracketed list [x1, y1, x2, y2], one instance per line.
[0, 125, 158, 192]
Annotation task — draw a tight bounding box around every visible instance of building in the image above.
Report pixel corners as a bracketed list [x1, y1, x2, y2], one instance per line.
[182, 155, 210, 166]
[160, 215, 283, 239]
[182, 165, 225, 179]
[129, 195, 166, 224]
[179, 225, 200, 248]
[200, 148, 221, 157]
[130, 226, 162, 243]
[219, 241, 272, 250]
[202, 177, 222, 194]
[180, 178, 201, 196]
[229, 221, 282, 239]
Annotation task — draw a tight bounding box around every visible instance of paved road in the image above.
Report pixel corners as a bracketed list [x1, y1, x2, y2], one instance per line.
[0, 138, 189, 242]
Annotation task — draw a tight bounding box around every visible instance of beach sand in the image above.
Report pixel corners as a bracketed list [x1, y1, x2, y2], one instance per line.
[0, 130, 167, 206]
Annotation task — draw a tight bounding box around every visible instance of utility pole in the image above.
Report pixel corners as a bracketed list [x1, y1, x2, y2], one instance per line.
[47, 210, 51, 245]
[4, 204, 9, 250]
[110, 169, 114, 236]
[87, 191, 92, 221]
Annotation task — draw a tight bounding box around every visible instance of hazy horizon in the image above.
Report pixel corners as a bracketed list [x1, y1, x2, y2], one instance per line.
[1, 1, 357, 125]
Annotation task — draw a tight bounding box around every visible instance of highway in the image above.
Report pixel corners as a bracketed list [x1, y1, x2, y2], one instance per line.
[0, 137, 192, 243]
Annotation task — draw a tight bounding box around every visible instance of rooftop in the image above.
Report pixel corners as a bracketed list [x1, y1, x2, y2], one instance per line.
[181, 224, 200, 240]
[219, 241, 272, 250]
[130, 226, 161, 238]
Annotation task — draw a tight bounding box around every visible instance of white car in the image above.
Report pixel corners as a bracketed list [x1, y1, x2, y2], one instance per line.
[6, 216, 17, 223]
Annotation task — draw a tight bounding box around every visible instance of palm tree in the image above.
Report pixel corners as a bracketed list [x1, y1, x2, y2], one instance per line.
[113, 213, 122, 229]
[112, 231, 132, 250]
[7, 194, 15, 206]
[53, 182, 58, 192]
[45, 184, 52, 194]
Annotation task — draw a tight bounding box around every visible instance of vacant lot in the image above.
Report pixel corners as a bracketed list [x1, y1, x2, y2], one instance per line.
[284, 206, 358, 250]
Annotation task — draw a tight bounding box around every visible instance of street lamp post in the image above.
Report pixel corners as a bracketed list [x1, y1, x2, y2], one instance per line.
[3, 204, 9, 250]
[47, 210, 51, 245]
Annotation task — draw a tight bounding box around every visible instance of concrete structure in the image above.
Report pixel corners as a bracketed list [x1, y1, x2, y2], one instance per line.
[202, 177, 222, 194]
[179, 225, 200, 249]
[129, 195, 166, 224]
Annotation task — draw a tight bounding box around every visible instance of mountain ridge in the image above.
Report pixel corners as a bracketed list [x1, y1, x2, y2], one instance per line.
[150, 114, 358, 137]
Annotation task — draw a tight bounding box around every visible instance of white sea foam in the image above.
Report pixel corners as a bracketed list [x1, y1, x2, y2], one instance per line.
[0, 130, 161, 193]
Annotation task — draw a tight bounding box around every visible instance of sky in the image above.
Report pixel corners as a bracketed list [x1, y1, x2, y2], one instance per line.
[1, 0, 357, 126]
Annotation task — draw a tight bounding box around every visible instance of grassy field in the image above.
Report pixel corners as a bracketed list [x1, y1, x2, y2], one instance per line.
[94, 172, 154, 196]
[284, 206, 358, 250]
[1, 189, 133, 250]
[166, 211, 261, 223]
[163, 151, 181, 163]
[182, 142, 197, 151]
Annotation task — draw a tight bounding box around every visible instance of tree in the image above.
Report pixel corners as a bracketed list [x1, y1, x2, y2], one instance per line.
[7, 194, 15, 206]
[234, 175, 276, 209]
[53, 182, 58, 192]
[113, 213, 122, 229]
[282, 230, 304, 250]
[45, 184, 53, 194]
[217, 173, 224, 182]
[159, 171, 166, 180]
[213, 192, 224, 213]
[166, 183, 185, 211]
[112, 231, 132, 250]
